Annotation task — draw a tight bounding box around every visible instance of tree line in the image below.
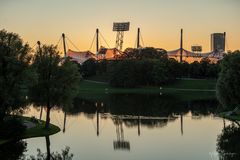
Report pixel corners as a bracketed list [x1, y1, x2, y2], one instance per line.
[81, 47, 220, 88]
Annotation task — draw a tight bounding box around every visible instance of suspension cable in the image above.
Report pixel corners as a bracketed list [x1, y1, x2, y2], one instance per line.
[89, 32, 96, 51]
[99, 32, 110, 48]
[31, 42, 38, 49]
[140, 33, 145, 47]
[56, 36, 62, 47]
[66, 36, 80, 51]
[134, 36, 137, 48]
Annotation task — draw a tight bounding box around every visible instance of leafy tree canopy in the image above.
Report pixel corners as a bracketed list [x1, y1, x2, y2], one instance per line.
[217, 50, 240, 109]
[0, 29, 35, 121]
[30, 45, 81, 128]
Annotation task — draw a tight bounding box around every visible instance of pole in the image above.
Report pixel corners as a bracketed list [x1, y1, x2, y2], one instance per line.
[180, 29, 183, 63]
[39, 106, 43, 120]
[62, 33, 67, 58]
[97, 107, 100, 136]
[138, 114, 141, 136]
[180, 114, 183, 135]
[37, 41, 41, 50]
[63, 112, 66, 133]
[137, 28, 140, 48]
[37, 41, 41, 57]
[96, 28, 99, 53]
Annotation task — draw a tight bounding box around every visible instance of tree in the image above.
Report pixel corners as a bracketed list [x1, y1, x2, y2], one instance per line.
[217, 124, 240, 160]
[81, 58, 97, 78]
[0, 30, 34, 122]
[109, 60, 139, 88]
[122, 47, 168, 60]
[0, 140, 27, 160]
[216, 51, 240, 109]
[30, 45, 80, 128]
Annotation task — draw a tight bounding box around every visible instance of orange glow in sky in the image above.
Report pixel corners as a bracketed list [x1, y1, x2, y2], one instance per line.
[0, 0, 239, 53]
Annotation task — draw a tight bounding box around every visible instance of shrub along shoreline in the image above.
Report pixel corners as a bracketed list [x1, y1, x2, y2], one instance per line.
[0, 116, 60, 146]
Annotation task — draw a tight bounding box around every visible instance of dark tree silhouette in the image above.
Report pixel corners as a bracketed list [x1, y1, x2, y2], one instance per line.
[30, 45, 80, 128]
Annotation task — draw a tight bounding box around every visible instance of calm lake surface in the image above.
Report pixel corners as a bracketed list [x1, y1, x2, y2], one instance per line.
[19, 94, 230, 159]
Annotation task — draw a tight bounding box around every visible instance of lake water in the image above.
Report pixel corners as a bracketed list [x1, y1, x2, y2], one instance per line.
[2, 94, 234, 160]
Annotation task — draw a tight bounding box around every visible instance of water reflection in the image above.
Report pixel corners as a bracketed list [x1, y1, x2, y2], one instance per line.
[20, 93, 226, 160]
[24, 136, 74, 160]
[113, 117, 130, 151]
[65, 94, 219, 136]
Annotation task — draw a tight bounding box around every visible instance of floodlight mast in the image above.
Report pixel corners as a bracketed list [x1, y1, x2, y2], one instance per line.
[113, 22, 130, 51]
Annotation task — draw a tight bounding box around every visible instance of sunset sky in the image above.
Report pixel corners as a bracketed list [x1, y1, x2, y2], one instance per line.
[0, 0, 239, 53]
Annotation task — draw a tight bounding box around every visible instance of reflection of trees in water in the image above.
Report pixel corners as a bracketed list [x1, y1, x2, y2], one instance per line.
[123, 118, 173, 129]
[0, 136, 73, 160]
[217, 123, 240, 160]
[0, 140, 27, 160]
[22, 136, 73, 160]
[57, 94, 219, 135]
[70, 94, 218, 118]
[189, 99, 219, 116]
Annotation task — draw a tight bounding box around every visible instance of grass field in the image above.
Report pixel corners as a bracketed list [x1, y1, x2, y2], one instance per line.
[78, 79, 217, 101]
[0, 116, 60, 145]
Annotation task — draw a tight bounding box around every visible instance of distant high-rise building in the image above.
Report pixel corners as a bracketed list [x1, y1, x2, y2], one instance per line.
[211, 33, 226, 52]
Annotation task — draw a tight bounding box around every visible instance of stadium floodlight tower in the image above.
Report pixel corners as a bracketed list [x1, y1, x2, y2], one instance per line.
[113, 22, 130, 51]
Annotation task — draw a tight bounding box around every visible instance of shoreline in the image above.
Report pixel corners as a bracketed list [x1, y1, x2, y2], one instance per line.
[0, 116, 60, 146]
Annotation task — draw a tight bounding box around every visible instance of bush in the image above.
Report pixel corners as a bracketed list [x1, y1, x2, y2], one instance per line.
[0, 118, 26, 139]
[109, 60, 139, 88]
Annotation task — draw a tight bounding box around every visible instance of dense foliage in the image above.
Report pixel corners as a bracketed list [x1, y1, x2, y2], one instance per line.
[30, 45, 81, 128]
[80, 58, 97, 78]
[0, 30, 34, 121]
[0, 140, 27, 160]
[217, 124, 240, 160]
[0, 117, 26, 139]
[120, 47, 168, 59]
[216, 50, 240, 109]
[80, 47, 220, 88]
[109, 59, 178, 87]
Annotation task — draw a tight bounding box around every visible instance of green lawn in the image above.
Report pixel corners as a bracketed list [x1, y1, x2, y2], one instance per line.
[0, 116, 60, 145]
[78, 79, 217, 101]
[165, 79, 216, 90]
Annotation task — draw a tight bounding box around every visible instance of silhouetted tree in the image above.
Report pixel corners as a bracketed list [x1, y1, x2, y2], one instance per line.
[81, 58, 97, 78]
[217, 124, 240, 160]
[30, 45, 80, 128]
[0, 29, 35, 122]
[0, 140, 27, 160]
[217, 51, 240, 109]
[122, 47, 168, 60]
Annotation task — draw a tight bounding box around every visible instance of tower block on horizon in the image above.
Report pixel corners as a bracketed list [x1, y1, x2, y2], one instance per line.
[113, 22, 130, 51]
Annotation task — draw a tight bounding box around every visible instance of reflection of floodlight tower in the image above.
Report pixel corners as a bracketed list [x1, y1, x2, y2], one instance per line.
[113, 22, 130, 51]
[113, 117, 130, 151]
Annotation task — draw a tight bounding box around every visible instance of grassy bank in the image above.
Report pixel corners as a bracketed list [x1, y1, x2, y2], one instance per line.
[219, 112, 240, 121]
[80, 79, 216, 92]
[78, 79, 217, 101]
[0, 116, 60, 145]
